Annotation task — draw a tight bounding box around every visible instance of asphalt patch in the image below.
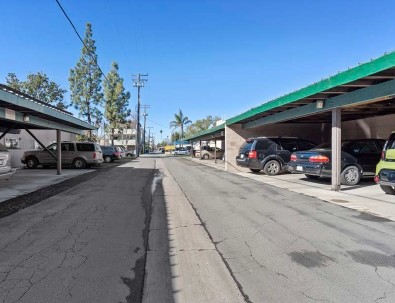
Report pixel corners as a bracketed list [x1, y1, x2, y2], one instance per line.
[288, 250, 335, 268]
[348, 250, 395, 268]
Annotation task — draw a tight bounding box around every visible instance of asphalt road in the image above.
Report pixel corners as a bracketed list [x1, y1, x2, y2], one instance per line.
[160, 156, 395, 303]
[1, 155, 395, 303]
[0, 159, 156, 303]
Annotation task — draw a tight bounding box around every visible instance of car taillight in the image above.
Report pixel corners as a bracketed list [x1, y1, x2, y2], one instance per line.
[93, 152, 96, 159]
[248, 151, 257, 159]
[374, 175, 380, 183]
[381, 151, 385, 160]
[309, 155, 329, 163]
[290, 154, 297, 161]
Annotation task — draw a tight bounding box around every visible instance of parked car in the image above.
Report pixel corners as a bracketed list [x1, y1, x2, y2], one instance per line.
[21, 141, 103, 169]
[116, 146, 126, 158]
[124, 149, 135, 158]
[172, 147, 190, 155]
[200, 147, 224, 160]
[375, 132, 395, 194]
[100, 145, 121, 163]
[236, 137, 316, 175]
[288, 139, 385, 185]
[0, 143, 16, 180]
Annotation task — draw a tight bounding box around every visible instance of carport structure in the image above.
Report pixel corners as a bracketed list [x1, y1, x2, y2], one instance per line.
[0, 84, 96, 174]
[187, 51, 395, 190]
[187, 123, 225, 163]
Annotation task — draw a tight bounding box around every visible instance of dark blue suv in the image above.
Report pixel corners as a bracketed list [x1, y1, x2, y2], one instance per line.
[236, 137, 316, 175]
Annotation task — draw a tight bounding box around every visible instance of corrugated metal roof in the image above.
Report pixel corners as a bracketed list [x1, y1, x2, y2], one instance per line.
[0, 84, 97, 133]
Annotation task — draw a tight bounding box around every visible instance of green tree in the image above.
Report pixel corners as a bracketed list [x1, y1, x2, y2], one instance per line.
[6, 72, 68, 110]
[103, 62, 131, 146]
[169, 109, 192, 141]
[69, 23, 103, 140]
[171, 131, 180, 143]
[185, 115, 221, 138]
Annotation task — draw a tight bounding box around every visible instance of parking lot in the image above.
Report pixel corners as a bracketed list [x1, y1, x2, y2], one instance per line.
[191, 156, 395, 221]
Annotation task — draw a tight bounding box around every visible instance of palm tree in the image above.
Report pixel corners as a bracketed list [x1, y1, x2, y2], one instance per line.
[169, 109, 192, 141]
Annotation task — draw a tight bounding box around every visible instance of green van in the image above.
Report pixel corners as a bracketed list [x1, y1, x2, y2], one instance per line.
[375, 132, 395, 194]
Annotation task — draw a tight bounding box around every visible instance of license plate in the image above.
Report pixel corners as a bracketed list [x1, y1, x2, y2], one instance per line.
[296, 165, 303, 172]
[240, 154, 244, 159]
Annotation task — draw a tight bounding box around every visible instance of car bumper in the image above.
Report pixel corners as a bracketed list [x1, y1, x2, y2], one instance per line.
[377, 168, 395, 186]
[92, 159, 103, 166]
[287, 162, 330, 177]
[235, 158, 261, 169]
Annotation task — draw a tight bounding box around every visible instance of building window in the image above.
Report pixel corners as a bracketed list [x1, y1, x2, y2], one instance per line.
[5, 138, 19, 149]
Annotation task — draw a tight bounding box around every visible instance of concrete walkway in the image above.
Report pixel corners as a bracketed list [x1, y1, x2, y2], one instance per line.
[0, 168, 94, 203]
[188, 156, 395, 221]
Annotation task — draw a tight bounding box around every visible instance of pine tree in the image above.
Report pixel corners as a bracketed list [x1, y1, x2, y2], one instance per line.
[69, 23, 103, 140]
[6, 72, 68, 110]
[104, 62, 131, 146]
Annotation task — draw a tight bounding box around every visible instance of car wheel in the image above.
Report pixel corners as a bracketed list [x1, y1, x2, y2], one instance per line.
[305, 174, 320, 180]
[73, 158, 86, 169]
[263, 160, 281, 175]
[250, 169, 261, 173]
[202, 154, 209, 160]
[126, 153, 132, 158]
[380, 185, 395, 195]
[26, 157, 38, 169]
[340, 166, 361, 185]
[104, 156, 112, 163]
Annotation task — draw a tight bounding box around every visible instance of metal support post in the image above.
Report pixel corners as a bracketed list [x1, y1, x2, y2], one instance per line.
[331, 108, 341, 191]
[214, 139, 217, 164]
[24, 128, 57, 160]
[0, 125, 16, 141]
[56, 129, 62, 175]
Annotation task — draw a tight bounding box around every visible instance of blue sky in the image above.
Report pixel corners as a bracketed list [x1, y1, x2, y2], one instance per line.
[1, 0, 395, 142]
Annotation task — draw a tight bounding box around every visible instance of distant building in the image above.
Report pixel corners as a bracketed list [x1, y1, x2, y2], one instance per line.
[101, 125, 137, 152]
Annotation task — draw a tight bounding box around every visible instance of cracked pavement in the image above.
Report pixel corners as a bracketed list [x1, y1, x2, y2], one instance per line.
[163, 157, 395, 303]
[2, 155, 395, 302]
[0, 160, 154, 303]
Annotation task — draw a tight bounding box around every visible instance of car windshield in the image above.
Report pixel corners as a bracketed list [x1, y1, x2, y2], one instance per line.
[314, 143, 331, 149]
[385, 133, 395, 150]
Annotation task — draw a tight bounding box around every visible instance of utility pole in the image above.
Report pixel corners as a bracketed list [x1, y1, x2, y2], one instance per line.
[151, 133, 155, 151]
[141, 105, 150, 154]
[147, 127, 153, 152]
[132, 73, 148, 157]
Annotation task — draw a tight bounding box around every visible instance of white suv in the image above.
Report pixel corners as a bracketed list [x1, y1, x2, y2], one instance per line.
[21, 141, 103, 169]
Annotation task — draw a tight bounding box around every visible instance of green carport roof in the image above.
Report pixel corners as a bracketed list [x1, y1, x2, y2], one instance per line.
[184, 51, 395, 140]
[227, 51, 395, 126]
[0, 84, 97, 134]
[185, 123, 225, 141]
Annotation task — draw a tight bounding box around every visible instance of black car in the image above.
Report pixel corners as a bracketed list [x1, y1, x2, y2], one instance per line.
[287, 139, 385, 185]
[100, 145, 121, 163]
[236, 137, 316, 175]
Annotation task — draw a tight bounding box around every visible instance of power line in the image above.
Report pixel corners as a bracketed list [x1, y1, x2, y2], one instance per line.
[146, 117, 169, 129]
[54, 0, 109, 84]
